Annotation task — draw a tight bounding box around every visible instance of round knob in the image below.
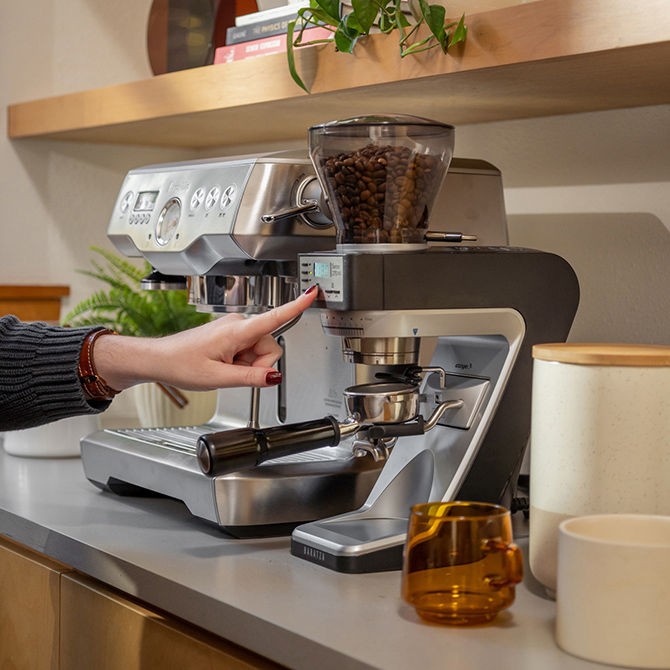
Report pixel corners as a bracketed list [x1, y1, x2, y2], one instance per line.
[155, 198, 181, 246]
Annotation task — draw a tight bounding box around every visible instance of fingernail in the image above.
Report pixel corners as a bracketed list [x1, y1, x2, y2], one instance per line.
[266, 371, 283, 385]
[305, 284, 318, 295]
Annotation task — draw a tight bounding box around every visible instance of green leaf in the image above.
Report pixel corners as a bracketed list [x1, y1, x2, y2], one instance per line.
[395, 10, 410, 28]
[300, 6, 336, 27]
[340, 12, 363, 39]
[335, 25, 358, 53]
[448, 13, 467, 47]
[419, 0, 445, 43]
[89, 245, 145, 283]
[344, 11, 366, 33]
[286, 20, 310, 93]
[314, 0, 340, 23]
[351, 0, 379, 34]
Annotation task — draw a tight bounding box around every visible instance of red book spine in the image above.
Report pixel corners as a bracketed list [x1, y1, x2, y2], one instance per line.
[214, 26, 332, 63]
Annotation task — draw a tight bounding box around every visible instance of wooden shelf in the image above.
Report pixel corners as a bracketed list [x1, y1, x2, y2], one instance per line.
[7, 0, 670, 148]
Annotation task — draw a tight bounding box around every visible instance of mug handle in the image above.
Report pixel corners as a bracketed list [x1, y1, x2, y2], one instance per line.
[481, 539, 524, 588]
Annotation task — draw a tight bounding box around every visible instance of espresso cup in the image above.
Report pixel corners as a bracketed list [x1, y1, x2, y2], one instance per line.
[401, 501, 522, 625]
[556, 514, 670, 668]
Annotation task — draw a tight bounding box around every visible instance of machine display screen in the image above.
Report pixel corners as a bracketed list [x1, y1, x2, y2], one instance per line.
[134, 191, 159, 211]
[314, 262, 331, 278]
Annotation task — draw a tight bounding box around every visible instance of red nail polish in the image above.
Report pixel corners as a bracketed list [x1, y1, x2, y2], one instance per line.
[305, 284, 318, 295]
[266, 371, 283, 385]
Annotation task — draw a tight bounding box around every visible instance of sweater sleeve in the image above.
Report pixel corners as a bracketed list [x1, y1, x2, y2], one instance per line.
[0, 315, 111, 431]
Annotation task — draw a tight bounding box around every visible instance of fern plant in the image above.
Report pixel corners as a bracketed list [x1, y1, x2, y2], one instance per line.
[62, 246, 211, 336]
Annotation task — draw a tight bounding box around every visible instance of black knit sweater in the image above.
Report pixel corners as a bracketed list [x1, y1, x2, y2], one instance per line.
[0, 315, 110, 430]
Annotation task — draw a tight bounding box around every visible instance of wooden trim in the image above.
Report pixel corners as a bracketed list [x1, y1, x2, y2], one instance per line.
[0, 285, 70, 322]
[533, 343, 670, 366]
[7, 0, 670, 148]
[0, 285, 70, 299]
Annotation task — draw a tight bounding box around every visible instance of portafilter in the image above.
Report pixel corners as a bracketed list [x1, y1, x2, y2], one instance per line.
[196, 381, 462, 477]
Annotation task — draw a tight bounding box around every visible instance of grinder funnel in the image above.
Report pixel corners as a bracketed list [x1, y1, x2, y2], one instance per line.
[309, 114, 454, 248]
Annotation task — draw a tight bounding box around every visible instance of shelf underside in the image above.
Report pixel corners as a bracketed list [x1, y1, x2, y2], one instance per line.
[8, 0, 670, 148]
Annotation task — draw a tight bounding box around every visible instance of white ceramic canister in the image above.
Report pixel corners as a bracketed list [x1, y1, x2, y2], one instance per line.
[528, 343, 670, 596]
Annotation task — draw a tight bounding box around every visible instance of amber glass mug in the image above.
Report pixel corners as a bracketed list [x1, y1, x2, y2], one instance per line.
[401, 501, 523, 624]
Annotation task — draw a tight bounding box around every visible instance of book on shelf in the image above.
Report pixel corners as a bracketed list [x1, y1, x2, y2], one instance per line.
[226, 14, 305, 45]
[215, 25, 332, 63]
[228, 1, 413, 44]
[234, 1, 309, 27]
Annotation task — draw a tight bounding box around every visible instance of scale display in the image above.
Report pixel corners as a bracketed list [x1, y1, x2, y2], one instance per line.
[314, 262, 331, 278]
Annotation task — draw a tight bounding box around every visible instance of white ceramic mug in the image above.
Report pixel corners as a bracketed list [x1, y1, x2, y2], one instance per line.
[529, 343, 670, 595]
[556, 514, 670, 668]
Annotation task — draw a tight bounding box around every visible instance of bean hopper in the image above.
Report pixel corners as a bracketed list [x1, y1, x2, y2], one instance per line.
[81, 117, 579, 573]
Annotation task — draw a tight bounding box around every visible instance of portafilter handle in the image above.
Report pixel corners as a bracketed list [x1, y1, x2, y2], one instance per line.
[196, 416, 361, 477]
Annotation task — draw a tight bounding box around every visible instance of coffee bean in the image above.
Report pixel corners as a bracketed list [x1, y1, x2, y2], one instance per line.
[320, 143, 442, 244]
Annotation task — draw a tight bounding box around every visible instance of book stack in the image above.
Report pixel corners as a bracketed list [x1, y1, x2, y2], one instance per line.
[215, 1, 332, 63]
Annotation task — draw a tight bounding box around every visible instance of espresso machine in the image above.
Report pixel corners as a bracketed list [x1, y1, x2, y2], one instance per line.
[81, 117, 578, 572]
[81, 150, 382, 535]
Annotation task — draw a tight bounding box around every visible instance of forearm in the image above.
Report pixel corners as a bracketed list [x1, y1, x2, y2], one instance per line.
[0, 316, 109, 430]
[92, 333, 163, 391]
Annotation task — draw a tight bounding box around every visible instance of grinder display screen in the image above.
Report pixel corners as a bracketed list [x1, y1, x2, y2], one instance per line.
[134, 191, 159, 211]
[314, 262, 331, 278]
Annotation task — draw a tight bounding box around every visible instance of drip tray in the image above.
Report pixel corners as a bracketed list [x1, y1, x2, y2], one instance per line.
[80, 425, 384, 535]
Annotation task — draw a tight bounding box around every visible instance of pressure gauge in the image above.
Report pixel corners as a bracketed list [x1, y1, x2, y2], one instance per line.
[155, 197, 181, 246]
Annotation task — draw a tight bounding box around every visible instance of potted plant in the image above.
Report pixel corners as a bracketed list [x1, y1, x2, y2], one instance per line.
[287, 0, 467, 91]
[63, 246, 217, 428]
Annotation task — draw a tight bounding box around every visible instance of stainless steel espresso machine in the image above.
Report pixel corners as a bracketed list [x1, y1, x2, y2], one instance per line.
[81, 116, 579, 573]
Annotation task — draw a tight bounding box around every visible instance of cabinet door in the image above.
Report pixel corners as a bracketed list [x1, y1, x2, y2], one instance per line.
[60, 574, 282, 670]
[0, 536, 70, 670]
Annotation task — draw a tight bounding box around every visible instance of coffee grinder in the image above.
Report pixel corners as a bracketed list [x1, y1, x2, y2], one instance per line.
[193, 116, 579, 571]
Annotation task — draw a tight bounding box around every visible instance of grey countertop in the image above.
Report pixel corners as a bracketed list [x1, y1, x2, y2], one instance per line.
[0, 448, 604, 670]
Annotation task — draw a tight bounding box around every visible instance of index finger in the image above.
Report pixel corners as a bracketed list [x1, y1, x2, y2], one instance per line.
[240, 286, 318, 342]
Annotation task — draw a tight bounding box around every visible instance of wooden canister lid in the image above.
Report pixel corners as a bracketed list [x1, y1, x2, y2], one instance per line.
[532, 343, 670, 366]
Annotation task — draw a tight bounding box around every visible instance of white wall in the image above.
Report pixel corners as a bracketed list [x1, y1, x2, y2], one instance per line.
[1, 0, 669, 351]
[456, 107, 670, 345]
[0, 0, 196, 315]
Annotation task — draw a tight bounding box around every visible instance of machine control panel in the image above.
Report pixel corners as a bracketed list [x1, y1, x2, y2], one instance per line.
[299, 255, 344, 302]
[108, 159, 253, 256]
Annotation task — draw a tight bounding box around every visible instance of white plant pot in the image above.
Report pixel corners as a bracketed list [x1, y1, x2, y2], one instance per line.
[129, 383, 217, 428]
[3, 414, 101, 458]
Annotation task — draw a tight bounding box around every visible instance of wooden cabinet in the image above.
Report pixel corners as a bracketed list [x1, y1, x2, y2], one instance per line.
[0, 536, 71, 670]
[0, 537, 280, 670]
[7, 0, 670, 149]
[59, 574, 281, 670]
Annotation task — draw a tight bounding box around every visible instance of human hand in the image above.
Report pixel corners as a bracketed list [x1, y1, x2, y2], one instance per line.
[93, 285, 318, 392]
